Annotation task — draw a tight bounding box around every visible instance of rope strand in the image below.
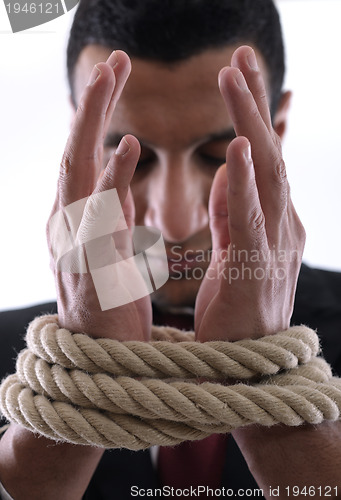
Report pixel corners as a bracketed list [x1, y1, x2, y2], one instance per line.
[1, 315, 340, 450]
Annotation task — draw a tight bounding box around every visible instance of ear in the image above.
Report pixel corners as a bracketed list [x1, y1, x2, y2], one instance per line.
[273, 90, 292, 140]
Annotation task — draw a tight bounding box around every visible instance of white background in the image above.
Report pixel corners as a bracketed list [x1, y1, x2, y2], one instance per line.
[0, 0, 341, 310]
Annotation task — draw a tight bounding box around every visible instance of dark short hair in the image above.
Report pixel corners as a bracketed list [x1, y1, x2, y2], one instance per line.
[67, 0, 285, 115]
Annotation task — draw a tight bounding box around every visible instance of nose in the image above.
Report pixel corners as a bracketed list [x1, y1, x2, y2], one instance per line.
[144, 155, 209, 243]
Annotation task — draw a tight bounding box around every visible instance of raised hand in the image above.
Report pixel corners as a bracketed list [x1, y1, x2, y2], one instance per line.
[195, 46, 305, 342]
[47, 51, 152, 341]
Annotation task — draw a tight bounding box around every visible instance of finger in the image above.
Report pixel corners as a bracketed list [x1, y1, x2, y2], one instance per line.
[59, 61, 116, 207]
[94, 135, 140, 229]
[80, 136, 140, 261]
[95, 135, 140, 197]
[225, 137, 268, 257]
[103, 50, 132, 139]
[218, 66, 289, 233]
[231, 45, 273, 133]
[208, 164, 230, 254]
[218, 65, 273, 171]
[75, 135, 139, 254]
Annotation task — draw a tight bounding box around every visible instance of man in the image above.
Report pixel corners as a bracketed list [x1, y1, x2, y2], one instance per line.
[1, 0, 341, 498]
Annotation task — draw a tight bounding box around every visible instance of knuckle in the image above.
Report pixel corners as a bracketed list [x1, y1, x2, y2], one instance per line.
[76, 98, 87, 117]
[60, 151, 73, 177]
[250, 104, 260, 121]
[272, 132, 283, 153]
[258, 92, 268, 107]
[249, 207, 265, 234]
[273, 157, 288, 185]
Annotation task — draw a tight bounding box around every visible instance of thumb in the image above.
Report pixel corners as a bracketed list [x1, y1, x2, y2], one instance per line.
[91, 134, 140, 233]
[208, 163, 230, 257]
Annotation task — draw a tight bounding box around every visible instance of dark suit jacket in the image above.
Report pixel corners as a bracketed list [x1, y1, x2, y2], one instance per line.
[1, 263, 341, 498]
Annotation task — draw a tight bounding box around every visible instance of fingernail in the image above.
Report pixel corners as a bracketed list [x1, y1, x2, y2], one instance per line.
[243, 143, 252, 164]
[87, 65, 101, 86]
[107, 50, 119, 69]
[115, 137, 130, 156]
[247, 50, 259, 71]
[235, 70, 248, 91]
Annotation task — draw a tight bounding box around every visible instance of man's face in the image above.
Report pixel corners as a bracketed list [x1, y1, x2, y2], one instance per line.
[74, 45, 270, 310]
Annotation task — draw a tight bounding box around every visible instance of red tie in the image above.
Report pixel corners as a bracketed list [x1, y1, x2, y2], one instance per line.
[158, 434, 228, 495]
[154, 308, 228, 495]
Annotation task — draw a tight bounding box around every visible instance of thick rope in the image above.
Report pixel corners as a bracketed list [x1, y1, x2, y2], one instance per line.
[0, 315, 341, 450]
[25, 315, 319, 379]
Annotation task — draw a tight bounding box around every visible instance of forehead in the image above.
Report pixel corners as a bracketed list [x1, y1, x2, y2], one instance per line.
[74, 44, 269, 147]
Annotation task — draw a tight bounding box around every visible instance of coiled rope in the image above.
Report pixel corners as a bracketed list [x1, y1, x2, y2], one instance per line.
[1, 315, 341, 450]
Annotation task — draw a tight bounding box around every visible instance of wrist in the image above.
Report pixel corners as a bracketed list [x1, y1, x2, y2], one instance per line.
[0, 424, 104, 500]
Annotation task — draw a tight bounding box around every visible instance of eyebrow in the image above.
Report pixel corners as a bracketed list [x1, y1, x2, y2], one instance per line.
[104, 128, 237, 149]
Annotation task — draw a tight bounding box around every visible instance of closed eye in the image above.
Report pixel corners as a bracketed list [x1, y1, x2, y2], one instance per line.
[136, 148, 157, 169]
[199, 153, 226, 167]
